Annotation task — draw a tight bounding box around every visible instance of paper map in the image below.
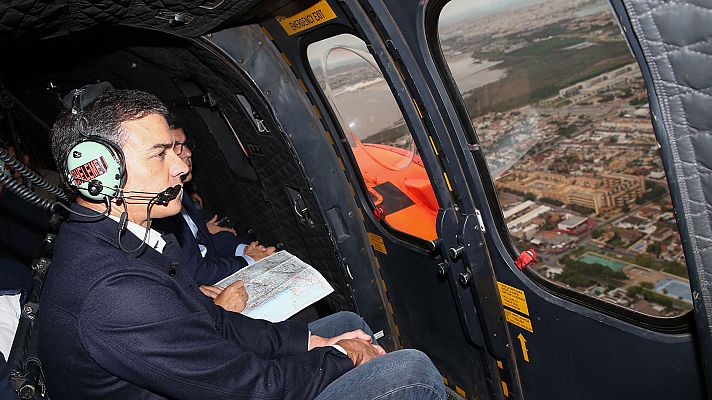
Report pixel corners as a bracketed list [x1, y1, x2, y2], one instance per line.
[214, 251, 334, 322]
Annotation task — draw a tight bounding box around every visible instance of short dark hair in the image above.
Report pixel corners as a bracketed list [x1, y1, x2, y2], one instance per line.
[51, 89, 168, 172]
[165, 113, 182, 130]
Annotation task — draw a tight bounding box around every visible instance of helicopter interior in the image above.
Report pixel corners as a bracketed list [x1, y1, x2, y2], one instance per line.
[0, 25, 359, 312]
[2, 0, 712, 399]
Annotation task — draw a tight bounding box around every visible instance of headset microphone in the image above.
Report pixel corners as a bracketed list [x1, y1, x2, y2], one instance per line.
[152, 185, 182, 206]
[116, 185, 181, 253]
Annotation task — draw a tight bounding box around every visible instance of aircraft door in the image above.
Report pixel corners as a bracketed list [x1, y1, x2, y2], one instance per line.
[259, 3, 518, 398]
[359, 0, 707, 399]
[303, 35, 513, 400]
[253, 0, 707, 398]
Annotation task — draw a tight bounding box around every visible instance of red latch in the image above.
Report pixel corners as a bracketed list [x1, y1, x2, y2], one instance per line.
[515, 248, 537, 271]
[373, 205, 387, 221]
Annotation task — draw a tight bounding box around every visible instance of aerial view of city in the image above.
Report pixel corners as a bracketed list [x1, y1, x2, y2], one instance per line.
[440, 0, 691, 316]
[308, 0, 692, 318]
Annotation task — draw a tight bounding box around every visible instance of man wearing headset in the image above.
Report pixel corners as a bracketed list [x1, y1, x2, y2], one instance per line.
[37, 86, 445, 400]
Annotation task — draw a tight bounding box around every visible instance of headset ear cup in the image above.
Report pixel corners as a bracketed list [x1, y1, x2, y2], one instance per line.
[99, 138, 126, 192]
[64, 138, 125, 201]
[110, 141, 127, 192]
[88, 180, 103, 197]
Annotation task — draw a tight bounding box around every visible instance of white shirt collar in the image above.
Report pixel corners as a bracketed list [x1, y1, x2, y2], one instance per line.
[108, 215, 166, 253]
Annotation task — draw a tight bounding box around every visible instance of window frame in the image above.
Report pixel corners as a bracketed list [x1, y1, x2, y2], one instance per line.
[300, 27, 448, 252]
[424, 0, 694, 331]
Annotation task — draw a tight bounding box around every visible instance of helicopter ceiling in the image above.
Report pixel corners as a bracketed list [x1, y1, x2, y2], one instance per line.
[0, 0, 318, 43]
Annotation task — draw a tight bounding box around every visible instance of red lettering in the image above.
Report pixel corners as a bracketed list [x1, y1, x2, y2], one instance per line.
[70, 157, 109, 185]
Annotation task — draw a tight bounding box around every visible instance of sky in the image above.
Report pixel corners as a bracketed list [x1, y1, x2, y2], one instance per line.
[306, 0, 552, 68]
[439, 0, 549, 26]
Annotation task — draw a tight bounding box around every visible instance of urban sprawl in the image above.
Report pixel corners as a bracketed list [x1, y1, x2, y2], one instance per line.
[440, 0, 691, 316]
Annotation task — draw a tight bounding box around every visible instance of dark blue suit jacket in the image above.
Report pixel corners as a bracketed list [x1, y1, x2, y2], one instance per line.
[38, 204, 352, 400]
[153, 196, 250, 285]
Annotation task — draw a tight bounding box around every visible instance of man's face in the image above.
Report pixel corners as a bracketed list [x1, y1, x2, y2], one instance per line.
[121, 114, 189, 221]
[170, 127, 192, 183]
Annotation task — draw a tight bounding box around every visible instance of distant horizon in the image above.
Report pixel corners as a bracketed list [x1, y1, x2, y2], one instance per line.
[440, 0, 549, 26]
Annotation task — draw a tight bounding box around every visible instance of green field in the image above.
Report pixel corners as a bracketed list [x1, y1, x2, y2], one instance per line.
[506, 37, 584, 57]
[579, 253, 628, 271]
[463, 37, 634, 117]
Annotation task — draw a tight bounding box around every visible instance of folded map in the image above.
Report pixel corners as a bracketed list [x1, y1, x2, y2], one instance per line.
[214, 251, 334, 322]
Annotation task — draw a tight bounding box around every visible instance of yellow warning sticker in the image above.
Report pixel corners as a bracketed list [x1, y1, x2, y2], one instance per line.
[516, 333, 530, 362]
[497, 281, 530, 316]
[504, 309, 533, 333]
[455, 386, 466, 398]
[502, 381, 510, 397]
[368, 232, 387, 255]
[275, 0, 337, 36]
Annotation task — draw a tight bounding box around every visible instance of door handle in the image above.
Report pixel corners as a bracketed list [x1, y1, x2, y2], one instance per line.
[286, 186, 313, 227]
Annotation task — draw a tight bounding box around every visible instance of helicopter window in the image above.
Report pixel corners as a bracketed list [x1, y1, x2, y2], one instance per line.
[307, 34, 438, 241]
[437, 0, 691, 317]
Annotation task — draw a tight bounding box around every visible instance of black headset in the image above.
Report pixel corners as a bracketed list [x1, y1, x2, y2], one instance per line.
[62, 82, 127, 201]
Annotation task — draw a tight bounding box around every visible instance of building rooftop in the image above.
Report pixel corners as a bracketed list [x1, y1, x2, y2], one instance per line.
[655, 279, 692, 303]
[558, 214, 588, 229]
[503, 200, 536, 219]
[507, 205, 551, 228]
[620, 215, 647, 226]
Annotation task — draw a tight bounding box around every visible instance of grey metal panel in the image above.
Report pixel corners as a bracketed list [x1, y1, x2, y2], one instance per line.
[205, 25, 397, 346]
[623, 0, 712, 391]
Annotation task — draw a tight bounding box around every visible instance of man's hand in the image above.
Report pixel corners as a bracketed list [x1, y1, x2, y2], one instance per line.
[244, 241, 275, 261]
[308, 329, 375, 349]
[336, 338, 382, 366]
[211, 281, 248, 313]
[206, 215, 237, 235]
[308, 329, 385, 366]
[199, 285, 223, 299]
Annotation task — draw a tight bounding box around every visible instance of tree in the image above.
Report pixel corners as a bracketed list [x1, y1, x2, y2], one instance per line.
[641, 182, 667, 203]
[618, 88, 633, 98]
[570, 204, 595, 215]
[557, 125, 576, 137]
[629, 97, 647, 106]
[607, 234, 622, 247]
[635, 254, 654, 267]
[557, 269, 594, 288]
[626, 284, 674, 309]
[558, 256, 628, 286]
[647, 242, 662, 257]
[627, 285, 643, 298]
[599, 94, 615, 102]
[540, 197, 563, 206]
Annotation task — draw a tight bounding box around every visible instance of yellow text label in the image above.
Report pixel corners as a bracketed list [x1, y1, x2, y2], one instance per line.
[275, 0, 337, 36]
